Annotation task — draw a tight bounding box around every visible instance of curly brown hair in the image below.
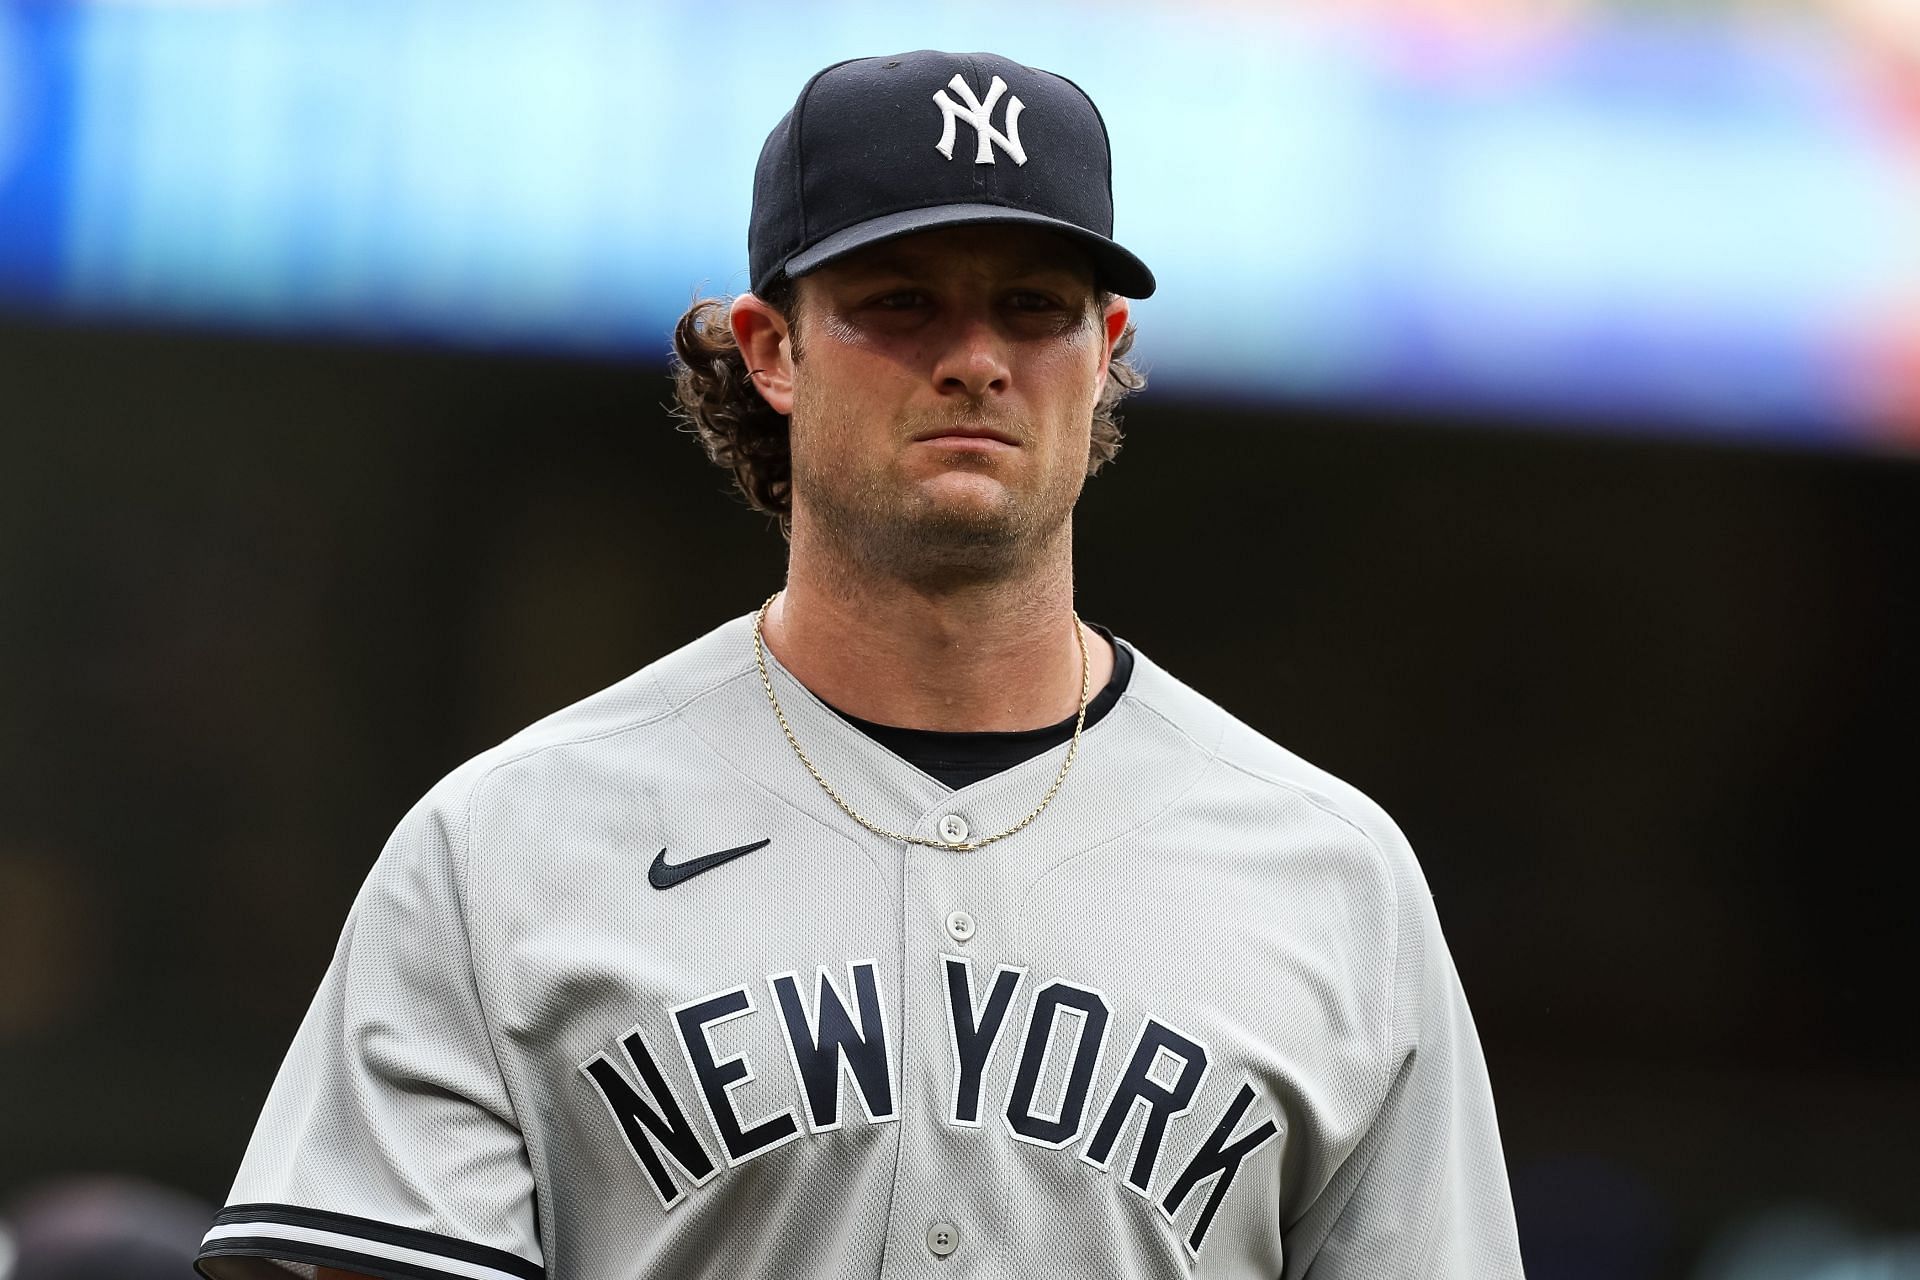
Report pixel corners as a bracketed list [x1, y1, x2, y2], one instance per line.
[670, 283, 1145, 533]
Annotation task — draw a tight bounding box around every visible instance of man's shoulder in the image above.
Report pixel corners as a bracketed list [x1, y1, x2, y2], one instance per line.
[410, 611, 759, 822]
[1122, 643, 1419, 878]
[497, 610, 757, 755]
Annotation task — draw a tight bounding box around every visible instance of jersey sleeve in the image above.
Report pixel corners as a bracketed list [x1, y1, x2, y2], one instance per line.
[196, 780, 546, 1280]
[1283, 831, 1524, 1279]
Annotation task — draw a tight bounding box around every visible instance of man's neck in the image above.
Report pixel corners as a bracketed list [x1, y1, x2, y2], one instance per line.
[763, 527, 1115, 734]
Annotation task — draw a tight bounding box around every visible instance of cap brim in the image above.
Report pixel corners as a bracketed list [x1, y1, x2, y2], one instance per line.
[783, 203, 1156, 299]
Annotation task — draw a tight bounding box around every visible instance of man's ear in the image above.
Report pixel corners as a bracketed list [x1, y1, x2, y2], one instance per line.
[730, 293, 796, 415]
[1102, 296, 1129, 350]
[1099, 295, 1129, 382]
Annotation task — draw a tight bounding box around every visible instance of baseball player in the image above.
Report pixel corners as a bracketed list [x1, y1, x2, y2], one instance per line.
[197, 50, 1523, 1280]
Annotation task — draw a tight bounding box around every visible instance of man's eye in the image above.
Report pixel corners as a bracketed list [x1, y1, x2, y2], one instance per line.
[1008, 291, 1063, 311]
[870, 291, 925, 310]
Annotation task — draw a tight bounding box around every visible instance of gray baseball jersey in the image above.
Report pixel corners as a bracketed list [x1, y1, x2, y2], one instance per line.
[197, 613, 1523, 1279]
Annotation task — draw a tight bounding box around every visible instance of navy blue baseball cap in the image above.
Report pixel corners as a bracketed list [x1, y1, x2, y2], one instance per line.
[748, 50, 1156, 300]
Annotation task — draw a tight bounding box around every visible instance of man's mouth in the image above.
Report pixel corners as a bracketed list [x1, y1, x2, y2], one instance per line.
[912, 423, 1021, 446]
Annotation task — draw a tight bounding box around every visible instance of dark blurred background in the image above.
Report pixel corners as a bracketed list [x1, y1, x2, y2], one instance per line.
[3, 3, 1918, 1278]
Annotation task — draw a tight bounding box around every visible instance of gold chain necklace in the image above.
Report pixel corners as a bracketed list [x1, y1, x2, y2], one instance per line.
[752, 593, 1090, 851]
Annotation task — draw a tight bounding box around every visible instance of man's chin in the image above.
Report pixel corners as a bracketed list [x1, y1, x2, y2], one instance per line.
[911, 476, 1017, 524]
[869, 496, 1047, 585]
[798, 468, 1072, 584]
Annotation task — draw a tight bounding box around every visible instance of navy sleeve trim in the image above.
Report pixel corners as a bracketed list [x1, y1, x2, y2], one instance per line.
[198, 1203, 544, 1280]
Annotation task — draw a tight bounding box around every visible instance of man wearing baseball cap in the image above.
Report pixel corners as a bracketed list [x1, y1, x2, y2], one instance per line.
[199, 51, 1522, 1280]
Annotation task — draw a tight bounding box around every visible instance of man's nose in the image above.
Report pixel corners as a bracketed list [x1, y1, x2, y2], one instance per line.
[933, 315, 1011, 400]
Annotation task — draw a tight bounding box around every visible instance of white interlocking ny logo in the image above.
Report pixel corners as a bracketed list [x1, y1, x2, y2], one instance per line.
[932, 73, 1027, 166]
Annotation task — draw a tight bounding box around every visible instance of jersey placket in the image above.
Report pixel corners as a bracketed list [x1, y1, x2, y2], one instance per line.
[870, 787, 1041, 1280]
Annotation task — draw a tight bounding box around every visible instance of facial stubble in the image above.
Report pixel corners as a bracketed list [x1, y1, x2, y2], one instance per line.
[788, 386, 1090, 591]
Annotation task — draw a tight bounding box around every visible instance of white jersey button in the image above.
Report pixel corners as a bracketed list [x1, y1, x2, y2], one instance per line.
[938, 814, 969, 844]
[945, 910, 976, 943]
[926, 1221, 960, 1257]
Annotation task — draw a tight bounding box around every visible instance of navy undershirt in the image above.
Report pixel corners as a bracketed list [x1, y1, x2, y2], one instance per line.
[829, 625, 1135, 789]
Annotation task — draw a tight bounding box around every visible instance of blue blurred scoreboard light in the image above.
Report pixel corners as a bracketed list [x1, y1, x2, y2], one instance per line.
[2, 1, 1917, 450]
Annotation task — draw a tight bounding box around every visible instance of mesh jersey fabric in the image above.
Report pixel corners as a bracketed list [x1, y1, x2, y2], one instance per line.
[198, 612, 1523, 1280]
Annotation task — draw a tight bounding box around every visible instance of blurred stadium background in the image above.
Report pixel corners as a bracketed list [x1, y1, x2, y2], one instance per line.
[1, 2, 1916, 1277]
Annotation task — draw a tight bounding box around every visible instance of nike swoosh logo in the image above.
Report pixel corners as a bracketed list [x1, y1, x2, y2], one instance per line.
[648, 839, 772, 889]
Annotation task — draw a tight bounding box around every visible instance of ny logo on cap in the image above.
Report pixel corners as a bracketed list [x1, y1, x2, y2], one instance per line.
[932, 73, 1027, 167]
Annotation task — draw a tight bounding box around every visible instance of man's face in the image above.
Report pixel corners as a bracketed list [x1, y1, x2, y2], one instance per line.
[781, 224, 1127, 585]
